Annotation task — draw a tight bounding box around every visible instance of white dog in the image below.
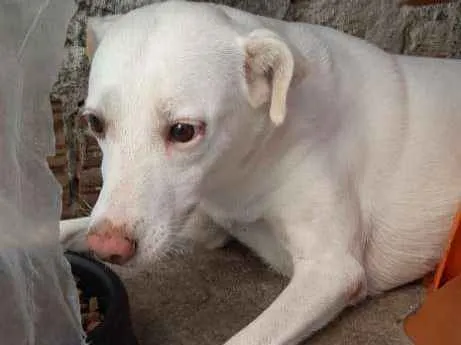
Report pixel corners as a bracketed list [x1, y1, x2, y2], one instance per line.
[60, 1, 461, 344]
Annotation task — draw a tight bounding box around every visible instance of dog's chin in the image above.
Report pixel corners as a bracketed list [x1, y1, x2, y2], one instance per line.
[107, 255, 150, 277]
[107, 232, 194, 277]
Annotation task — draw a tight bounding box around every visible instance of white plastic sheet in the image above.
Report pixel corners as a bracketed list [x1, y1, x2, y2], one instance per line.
[0, 0, 85, 344]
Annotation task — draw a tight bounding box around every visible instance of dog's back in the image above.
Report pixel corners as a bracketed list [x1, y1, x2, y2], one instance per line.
[362, 56, 461, 293]
[220, 2, 461, 292]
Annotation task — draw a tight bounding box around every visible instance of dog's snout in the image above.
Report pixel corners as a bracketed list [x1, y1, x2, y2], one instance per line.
[86, 219, 137, 265]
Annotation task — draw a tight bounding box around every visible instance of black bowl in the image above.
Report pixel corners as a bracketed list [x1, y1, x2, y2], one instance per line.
[65, 251, 138, 345]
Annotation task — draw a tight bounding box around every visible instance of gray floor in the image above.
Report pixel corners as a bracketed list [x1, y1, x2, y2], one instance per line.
[116, 242, 422, 345]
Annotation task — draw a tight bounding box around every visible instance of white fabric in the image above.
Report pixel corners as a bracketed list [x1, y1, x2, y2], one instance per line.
[0, 0, 85, 344]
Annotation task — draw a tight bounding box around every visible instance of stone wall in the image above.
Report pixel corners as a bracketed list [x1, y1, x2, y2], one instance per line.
[47, 0, 461, 219]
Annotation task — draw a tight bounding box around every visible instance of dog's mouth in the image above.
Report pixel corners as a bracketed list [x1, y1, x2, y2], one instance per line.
[104, 239, 138, 266]
[111, 205, 199, 268]
[88, 241, 137, 267]
[84, 203, 201, 272]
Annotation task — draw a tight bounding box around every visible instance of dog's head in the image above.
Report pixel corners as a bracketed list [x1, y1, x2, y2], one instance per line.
[82, 1, 307, 266]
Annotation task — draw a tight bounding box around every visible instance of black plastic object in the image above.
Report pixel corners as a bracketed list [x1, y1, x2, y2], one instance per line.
[65, 251, 139, 345]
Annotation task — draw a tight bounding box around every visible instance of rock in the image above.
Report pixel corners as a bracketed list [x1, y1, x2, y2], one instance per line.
[192, 0, 290, 18]
[285, 0, 461, 57]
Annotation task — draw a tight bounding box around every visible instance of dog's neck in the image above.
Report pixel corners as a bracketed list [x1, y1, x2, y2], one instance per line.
[200, 109, 339, 228]
[199, 36, 342, 227]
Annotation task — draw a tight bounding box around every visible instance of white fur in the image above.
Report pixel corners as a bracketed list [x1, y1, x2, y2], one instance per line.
[60, 1, 461, 344]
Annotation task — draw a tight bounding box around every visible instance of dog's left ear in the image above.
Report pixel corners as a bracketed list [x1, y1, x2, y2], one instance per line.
[240, 29, 308, 126]
[86, 15, 121, 61]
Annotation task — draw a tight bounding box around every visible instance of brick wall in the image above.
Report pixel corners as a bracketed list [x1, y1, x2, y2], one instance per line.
[47, 97, 74, 219]
[48, 96, 103, 219]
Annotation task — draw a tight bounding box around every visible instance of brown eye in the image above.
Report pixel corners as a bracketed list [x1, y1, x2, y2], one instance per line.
[86, 113, 105, 136]
[168, 123, 196, 143]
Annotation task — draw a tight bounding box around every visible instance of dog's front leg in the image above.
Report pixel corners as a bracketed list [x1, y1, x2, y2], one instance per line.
[225, 253, 365, 345]
[59, 216, 90, 252]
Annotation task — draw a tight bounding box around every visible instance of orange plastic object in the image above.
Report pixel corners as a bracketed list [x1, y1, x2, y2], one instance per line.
[404, 274, 461, 345]
[404, 206, 461, 345]
[428, 204, 461, 291]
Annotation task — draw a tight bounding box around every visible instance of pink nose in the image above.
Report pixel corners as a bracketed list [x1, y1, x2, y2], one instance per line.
[86, 219, 137, 265]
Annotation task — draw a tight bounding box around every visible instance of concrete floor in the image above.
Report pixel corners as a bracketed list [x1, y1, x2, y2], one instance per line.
[116, 242, 422, 345]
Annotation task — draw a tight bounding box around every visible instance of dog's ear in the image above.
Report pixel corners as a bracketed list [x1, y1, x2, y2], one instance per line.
[86, 15, 121, 61]
[240, 29, 308, 126]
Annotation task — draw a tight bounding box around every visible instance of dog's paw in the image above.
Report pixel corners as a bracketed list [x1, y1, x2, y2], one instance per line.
[202, 227, 232, 250]
[59, 216, 90, 252]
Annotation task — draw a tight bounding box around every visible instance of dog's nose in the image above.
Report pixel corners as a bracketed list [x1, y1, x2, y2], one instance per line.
[86, 219, 137, 265]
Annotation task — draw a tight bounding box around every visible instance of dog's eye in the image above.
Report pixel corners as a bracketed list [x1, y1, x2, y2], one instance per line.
[168, 123, 197, 143]
[85, 113, 105, 136]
